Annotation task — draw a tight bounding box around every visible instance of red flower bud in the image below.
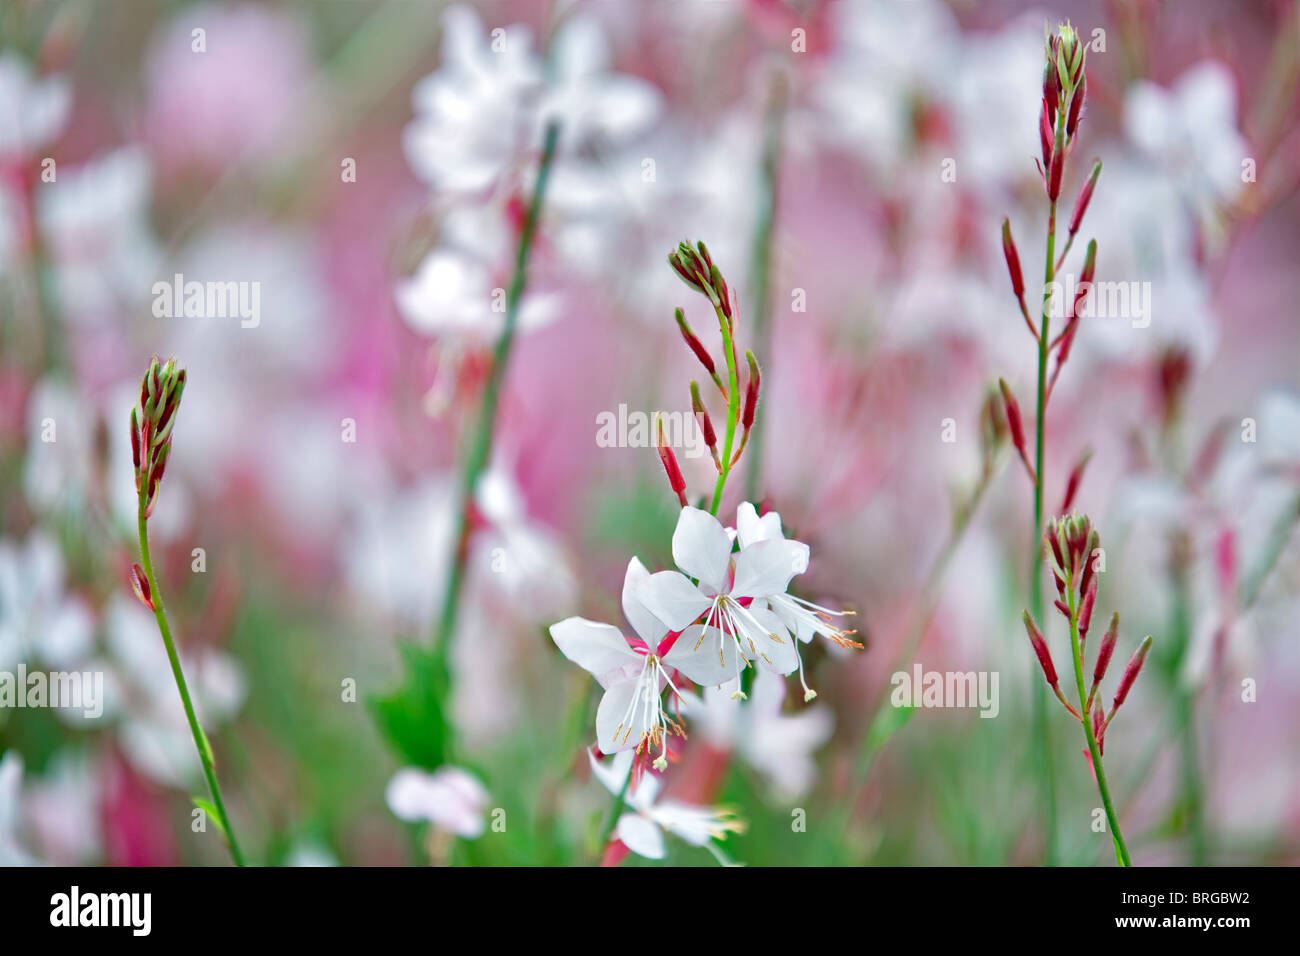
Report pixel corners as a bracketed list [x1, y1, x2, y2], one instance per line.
[1066, 74, 1086, 137]
[1112, 635, 1153, 711]
[1093, 612, 1119, 686]
[1077, 570, 1098, 638]
[1001, 219, 1025, 299]
[1069, 160, 1102, 236]
[1059, 448, 1092, 514]
[742, 351, 760, 431]
[130, 408, 141, 471]
[675, 308, 717, 378]
[130, 563, 154, 611]
[690, 381, 717, 451]
[1047, 144, 1064, 201]
[657, 420, 687, 507]
[1023, 610, 1058, 688]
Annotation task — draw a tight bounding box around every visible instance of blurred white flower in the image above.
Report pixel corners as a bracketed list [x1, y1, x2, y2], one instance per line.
[403, 5, 543, 195]
[0, 530, 93, 672]
[395, 202, 559, 341]
[104, 595, 246, 788]
[284, 840, 340, 867]
[38, 147, 160, 323]
[814, 0, 957, 171]
[588, 749, 742, 861]
[0, 55, 70, 156]
[684, 669, 832, 802]
[1124, 62, 1249, 229]
[403, 5, 660, 196]
[25, 751, 102, 865]
[23, 376, 95, 516]
[0, 751, 39, 866]
[386, 765, 489, 838]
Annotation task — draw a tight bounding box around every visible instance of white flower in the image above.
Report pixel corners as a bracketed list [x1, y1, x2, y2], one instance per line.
[734, 502, 861, 694]
[588, 749, 742, 862]
[386, 765, 489, 839]
[402, 5, 543, 195]
[684, 669, 833, 802]
[0, 751, 38, 866]
[103, 596, 246, 788]
[37, 147, 160, 323]
[402, 5, 660, 197]
[0, 55, 70, 156]
[0, 531, 94, 672]
[1124, 61, 1249, 227]
[549, 557, 736, 770]
[636, 505, 855, 700]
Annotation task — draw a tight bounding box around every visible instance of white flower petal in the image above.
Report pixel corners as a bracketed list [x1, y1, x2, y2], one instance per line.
[587, 748, 633, 797]
[671, 506, 733, 593]
[636, 570, 712, 632]
[735, 501, 784, 548]
[731, 539, 810, 599]
[662, 625, 737, 686]
[616, 812, 665, 859]
[549, 617, 639, 678]
[595, 674, 657, 753]
[738, 605, 799, 675]
[621, 557, 667, 645]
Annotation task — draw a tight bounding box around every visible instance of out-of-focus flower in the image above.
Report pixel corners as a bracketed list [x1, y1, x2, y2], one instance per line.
[25, 751, 102, 865]
[588, 748, 742, 861]
[22, 376, 95, 516]
[403, 5, 660, 196]
[0, 751, 39, 866]
[385, 765, 489, 838]
[144, 3, 314, 173]
[0, 530, 93, 671]
[684, 669, 832, 801]
[104, 596, 246, 788]
[394, 203, 559, 342]
[38, 147, 160, 324]
[1124, 62, 1249, 232]
[0, 55, 70, 157]
[550, 557, 734, 768]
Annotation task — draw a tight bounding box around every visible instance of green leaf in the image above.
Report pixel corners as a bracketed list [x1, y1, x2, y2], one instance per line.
[369, 641, 454, 770]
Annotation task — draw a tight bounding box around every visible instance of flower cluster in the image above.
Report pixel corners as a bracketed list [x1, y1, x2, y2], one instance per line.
[1023, 515, 1153, 760]
[660, 240, 760, 508]
[129, 356, 186, 521]
[548, 242, 860, 860]
[998, 21, 1104, 471]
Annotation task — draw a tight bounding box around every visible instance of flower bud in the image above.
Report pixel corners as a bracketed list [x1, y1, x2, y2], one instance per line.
[1112, 635, 1153, 711]
[1023, 610, 1058, 688]
[1059, 448, 1092, 514]
[1001, 219, 1025, 299]
[1093, 612, 1119, 686]
[657, 419, 687, 507]
[742, 351, 760, 431]
[130, 563, 154, 611]
[1066, 73, 1086, 137]
[676, 308, 718, 378]
[690, 380, 717, 451]
[1068, 160, 1102, 236]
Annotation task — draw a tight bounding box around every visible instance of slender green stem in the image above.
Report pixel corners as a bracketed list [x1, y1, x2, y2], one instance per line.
[707, 308, 742, 518]
[431, 123, 560, 652]
[136, 501, 246, 866]
[743, 72, 786, 504]
[1066, 578, 1131, 865]
[1030, 168, 1061, 864]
